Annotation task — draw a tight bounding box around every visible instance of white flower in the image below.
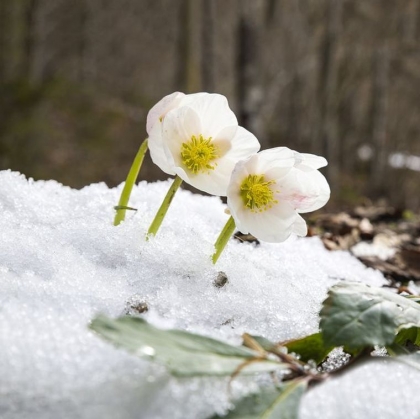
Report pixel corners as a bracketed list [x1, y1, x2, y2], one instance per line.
[147, 92, 204, 175]
[155, 93, 260, 196]
[226, 147, 330, 243]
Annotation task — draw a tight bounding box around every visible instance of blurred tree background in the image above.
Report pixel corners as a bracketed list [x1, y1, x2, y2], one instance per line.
[1, 0, 420, 209]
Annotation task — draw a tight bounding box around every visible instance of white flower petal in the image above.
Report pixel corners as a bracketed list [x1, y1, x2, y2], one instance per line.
[212, 125, 238, 157]
[264, 166, 293, 182]
[220, 126, 260, 163]
[148, 123, 176, 175]
[255, 147, 296, 172]
[295, 152, 328, 171]
[175, 160, 234, 196]
[230, 201, 297, 243]
[177, 92, 208, 107]
[146, 92, 185, 135]
[293, 213, 308, 236]
[186, 94, 238, 138]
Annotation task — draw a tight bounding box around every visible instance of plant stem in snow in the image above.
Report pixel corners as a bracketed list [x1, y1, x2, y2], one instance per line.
[212, 216, 236, 264]
[114, 139, 148, 226]
[147, 175, 183, 238]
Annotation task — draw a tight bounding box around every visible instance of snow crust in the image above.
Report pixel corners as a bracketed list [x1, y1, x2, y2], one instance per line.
[0, 170, 416, 419]
[300, 356, 420, 419]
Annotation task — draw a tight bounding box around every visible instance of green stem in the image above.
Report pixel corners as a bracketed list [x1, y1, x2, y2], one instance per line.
[212, 216, 236, 264]
[114, 139, 148, 226]
[147, 175, 183, 238]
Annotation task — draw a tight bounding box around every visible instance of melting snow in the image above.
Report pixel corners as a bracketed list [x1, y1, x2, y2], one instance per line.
[0, 170, 418, 419]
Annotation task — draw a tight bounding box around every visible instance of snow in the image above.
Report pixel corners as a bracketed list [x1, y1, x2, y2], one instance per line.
[300, 356, 420, 419]
[0, 169, 418, 419]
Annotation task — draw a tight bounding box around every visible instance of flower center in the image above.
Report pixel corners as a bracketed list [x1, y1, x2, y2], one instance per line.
[240, 174, 278, 212]
[181, 135, 218, 174]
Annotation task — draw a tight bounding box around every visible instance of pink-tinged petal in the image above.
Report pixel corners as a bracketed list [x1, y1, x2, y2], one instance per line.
[293, 214, 308, 236]
[148, 123, 176, 175]
[279, 169, 330, 213]
[187, 94, 238, 138]
[296, 171, 330, 213]
[146, 92, 185, 135]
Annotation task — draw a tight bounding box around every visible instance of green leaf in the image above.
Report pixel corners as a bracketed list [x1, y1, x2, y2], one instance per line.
[320, 282, 420, 350]
[243, 335, 278, 352]
[90, 315, 284, 377]
[245, 333, 333, 365]
[211, 380, 307, 419]
[113, 205, 137, 211]
[284, 333, 334, 364]
[394, 326, 420, 347]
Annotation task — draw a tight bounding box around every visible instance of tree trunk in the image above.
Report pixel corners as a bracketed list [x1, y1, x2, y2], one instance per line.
[370, 44, 390, 198]
[180, 0, 202, 93]
[317, 0, 343, 191]
[201, 0, 215, 92]
[236, 0, 265, 141]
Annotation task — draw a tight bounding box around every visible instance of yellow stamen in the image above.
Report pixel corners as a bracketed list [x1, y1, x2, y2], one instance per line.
[181, 135, 218, 174]
[240, 174, 278, 212]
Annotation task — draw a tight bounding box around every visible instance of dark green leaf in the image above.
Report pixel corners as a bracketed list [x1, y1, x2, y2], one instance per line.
[211, 379, 307, 419]
[90, 315, 284, 377]
[320, 282, 420, 350]
[386, 343, 411, 356]
[284, 333, 334, 364]
[394, 326, 420, 347]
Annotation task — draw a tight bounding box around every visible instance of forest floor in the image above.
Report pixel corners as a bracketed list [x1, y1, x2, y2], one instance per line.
[308, 205, 420, 292]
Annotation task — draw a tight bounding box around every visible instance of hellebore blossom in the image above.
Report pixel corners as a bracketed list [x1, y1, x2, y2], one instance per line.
[147, 92, 206, 175]
[153, 93, 261, 196]
[147, 92, 260, 237]
[212, 147, 330, 262]
[228, 147, 330, 241]
[114, 91, 198, 226]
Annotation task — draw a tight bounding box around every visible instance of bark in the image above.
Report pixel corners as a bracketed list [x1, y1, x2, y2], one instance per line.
[317, 0, 343, 191]
[201, 0, 215, 91]
[236, 0, 265, 140]
[370, 44, 390, 197]
[179, 0, 203, 93]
